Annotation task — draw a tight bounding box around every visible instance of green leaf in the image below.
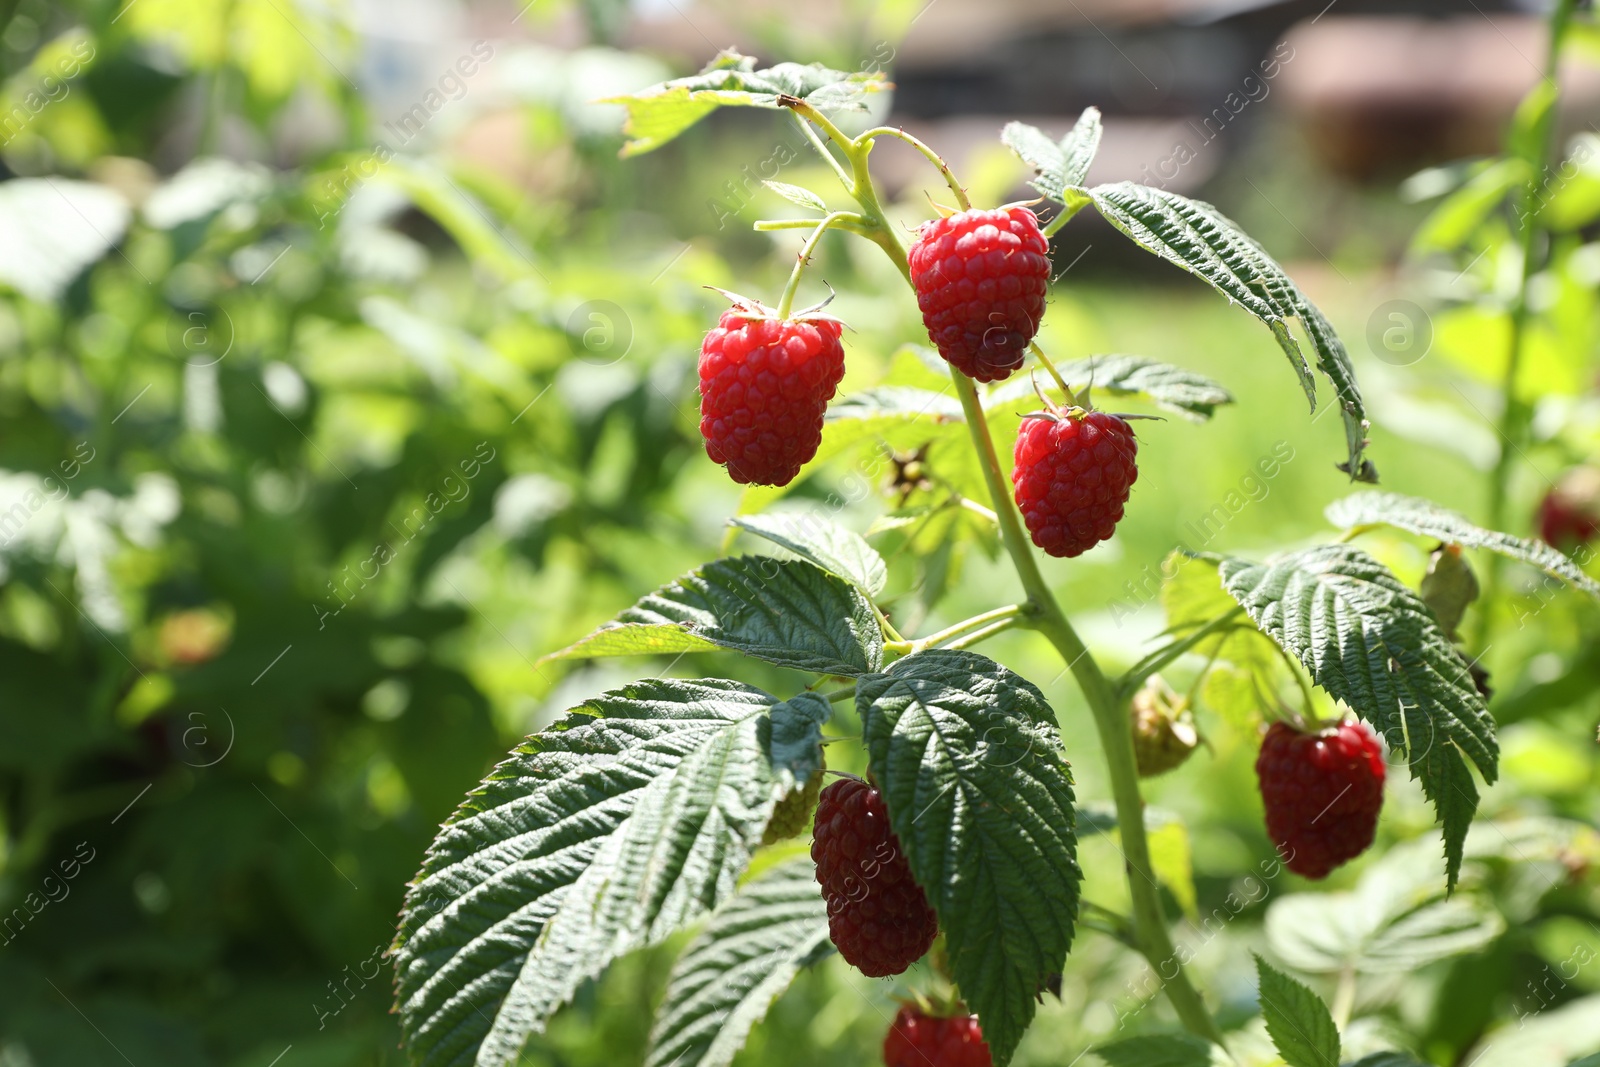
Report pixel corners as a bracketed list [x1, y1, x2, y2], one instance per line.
[857, 649, 1080, 1066]
[1158, 552, 1281, 723]
[543, 557, 884, 676]
[1255, 954, 1341, 1067]
[1218, 544, 1498, 887]
[644, 855, 831, 1067]
[1148, 817, 1198, 921]
[1408, 159, 1529, 255]
[0, 178, 130, 302]
[1095, 1033, 1219, 1067]
[1084, 182, 1375, 482]
[1266, 834, 1505, 975]
[762, 180, 826, 213]
[1470, 993, 1600, 1067]
[1345, 1054, 1431, 1067]
[986, 355, 1233, 422]
[1002, 107, 1102, 201]
[729, 513, 888, 596]
[829, 385, 965, 423]
[602, 50, 889, 157]
[393, 679, 829, 1067]
[1326, 491, 1600, 598]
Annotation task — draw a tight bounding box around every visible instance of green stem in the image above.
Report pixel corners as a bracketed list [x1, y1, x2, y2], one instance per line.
[776, 211, 866, 319]
[1331, 964, 1357, 1030]
[856, 126, 971, 209]
[791, 110, 854, 192]
[1117, 608, 1245, 701]
[1483, 0, 1577, 640]
[1029, 342, 1073, 398]
[792, 103, 1226, 1048]
[909, 604, 1028, 654]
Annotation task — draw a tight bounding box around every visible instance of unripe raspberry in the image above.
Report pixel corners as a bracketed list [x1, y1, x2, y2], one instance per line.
[1012, 407, 1138, 558]
[883, 1005, 992, 1067]
[811, 778, 937, 978]
[1256, 719, 1385, 879]
[909, 206, 1050, 382]
[762, 767, 823, 846]
[698, 305, 846, 487]
[1130, 677, 1198, 778]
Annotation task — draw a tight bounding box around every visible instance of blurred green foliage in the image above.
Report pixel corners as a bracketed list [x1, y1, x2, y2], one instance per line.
[0, 0, 1597, 1065]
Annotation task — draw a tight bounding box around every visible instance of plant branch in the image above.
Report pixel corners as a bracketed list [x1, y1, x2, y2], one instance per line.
[791, 110, 854, 191]
[856, 126, 971, 210]
[1117, 608, 1245, 702]
[804, 109, 1226, 1047]
[1483, 0, 1577, 642]
[777, 211, 866, 318]
[908, 603, 1029, 654]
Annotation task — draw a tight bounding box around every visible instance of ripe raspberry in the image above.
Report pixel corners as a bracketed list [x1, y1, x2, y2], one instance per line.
[811, 778, 937, 978]
[698, 306, 846, 487]
[1012, 408, 1138, 558]
[1538, 467, 1600, 550]
[1130, 677, 1198, 778]
[909, 206, 1050, 382]
[1256, 719, 1386, 879]
[883, 1005, 992, 1067]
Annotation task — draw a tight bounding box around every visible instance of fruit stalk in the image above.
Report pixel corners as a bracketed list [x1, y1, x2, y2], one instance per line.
[782, 101, 1224, 1044]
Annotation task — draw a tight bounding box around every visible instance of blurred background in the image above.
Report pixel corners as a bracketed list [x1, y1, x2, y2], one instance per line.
[2, 0, 1600, 1065]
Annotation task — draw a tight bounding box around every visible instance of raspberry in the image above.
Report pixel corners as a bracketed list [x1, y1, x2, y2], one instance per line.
[762, 768, 823, 846]
[1012, 408, 1138, 558]
[883, 1005, 992, 1067]
[1538, 467, 1600, 550]
[698, 306, 846, 486]
[908, 206, 1050, 382]
[1130, 677, 1198, 778]
[1255, 719, 1386, 879]
[811, 778, 937, 978]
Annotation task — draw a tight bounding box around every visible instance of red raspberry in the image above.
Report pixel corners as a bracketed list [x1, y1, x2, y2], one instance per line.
[883, 1005, 992, 1067]
[908, 206, 1050, 382]
[811, 778, 937, 978]
[1537, 467, 1600, 550]
[1012, 408, 1138, 558]
[1256, 719, 1386, 879]
[698, 307, 846, 486]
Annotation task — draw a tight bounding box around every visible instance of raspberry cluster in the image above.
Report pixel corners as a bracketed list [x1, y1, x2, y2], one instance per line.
[1012, 409, 1139, 558]
[810, 778, 938, 978]
[908, 206, 1051, 383]
[883, 1005, 992, 1067]
[698, 309, 846, 487]
[1255, 719, 1386, 879]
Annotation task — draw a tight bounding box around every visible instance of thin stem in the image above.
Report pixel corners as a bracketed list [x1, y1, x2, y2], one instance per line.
[957, 495, 999, 525]
[909, 603, 1028, 654]
[755, 216, 869, 233]
[1331, 964, 1357, 1030]
[856, 126, 971, 209]
[872, 600, 906, 645]
[939, 617, 1021, 652]
[1483, 0, 1577, 641]
[1042, 193, 1093, 238]
[1117, 608, 1245, 702]
[777, 211, 862, 318]
[823, 685, 857, 704]
[791, 110, 853, 191]
[1029, 342, 1073, 398]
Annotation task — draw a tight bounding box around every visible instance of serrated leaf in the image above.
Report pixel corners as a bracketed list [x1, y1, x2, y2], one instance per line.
[1326, 491, 1600, 598]
[1002, 108, 1102, 201]
[1218, 544, 1498, 887]
[644, 855, 830, 1067]
[1266, 835, 1504, 975]
[1159, 552, 1281, 722]
[857, 649, 1079, 1067]
[762, 180, 826, 213]
[1095, 1033, 1219, 1067]
[986, 355, 1233, 421]
[1256, 954, 1341, 1067]
[829, 385, 965, 423]
[393, 679, 829, 1067]
[1084, 182, 1374, 482]
[602, 50, 889, 157]
[543, 557, 883, 676]
[729, 513, 887, 596]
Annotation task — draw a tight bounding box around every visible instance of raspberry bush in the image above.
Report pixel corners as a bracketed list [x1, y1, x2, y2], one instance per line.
[388, 44, 1600, 1067]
